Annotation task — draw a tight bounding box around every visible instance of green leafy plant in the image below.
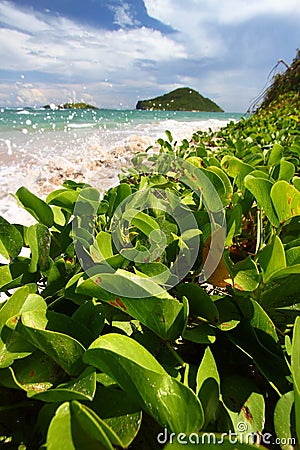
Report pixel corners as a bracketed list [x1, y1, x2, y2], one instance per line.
[0, 92, 299, 449]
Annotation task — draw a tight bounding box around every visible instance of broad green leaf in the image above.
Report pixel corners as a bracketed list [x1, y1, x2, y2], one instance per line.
[260, 273, 300, 311]
[91, 231, 113, 261]
[135, 261, 175, 286]
[291, 316, 300, 443]
[91, 386, 142, 448]
[83, 333, 204, 434]
[271, 180, 300, 224]
[77, 271, 185, 340]
[176, 282, 219, 324]
[0, 286, 44, 368]
[206, 166, 233, 206]
[258, 235, 286, 283]
[222, 375, 265, 435]
[274, 391, 295, 450]
[65, 272, 94, 305]
[18, 309, 86, 376]
[227, 320, 290, 394]
[268, 143, 283, 166]
[225, 204, 242, 246]
[0, 259, 37, 291]
[70, 401, 119, 449]
[7, 350, 65, 394]
[293, 176, 300, 191]
[201, 168, 227, 207]
[46, 188, 80, 213]
[26, 223, 51, 273]
[47, 400, 118, 450]
[106, 183, 132, 219]
[286, 246, 300, 265]
[131, 211, 160, 236]
[215, 296, 241, 331]
[15, 186, 54, 227]
[236, 297, 279, 343]
[46, 402, 76, 450]
[244, 176, 279, 227]
[183, 323, 216, 344]
[267, 264, 300, 280]
[32, 366, 96, 402]
[278, 159, 295, 181]
[0, 216, 23, 259]
[72, 301, 106, 342]
[221, 155, 254, 189]
[196, 347, 220, 426]
[232, 257, 260, 292]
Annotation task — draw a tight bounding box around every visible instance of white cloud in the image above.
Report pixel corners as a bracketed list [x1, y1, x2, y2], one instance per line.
[109, 2, 139, 28]
[0, 0, 50, 32]
[0, 1, 186, 76]
[144, 0, 300, 26]
[144, 0, 300, 58]
[0, 0, 298, 111]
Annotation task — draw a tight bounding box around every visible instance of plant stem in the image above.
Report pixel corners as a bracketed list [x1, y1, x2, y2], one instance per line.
[255, 209, 262, 254]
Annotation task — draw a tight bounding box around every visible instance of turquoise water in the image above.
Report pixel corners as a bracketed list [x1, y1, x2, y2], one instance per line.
[0, 107, 244, 134]
[0, 107, 245, 222]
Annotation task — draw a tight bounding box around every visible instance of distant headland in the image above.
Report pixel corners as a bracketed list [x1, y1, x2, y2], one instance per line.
[43, 102, 99, 110]
[136, 87, 224, 112]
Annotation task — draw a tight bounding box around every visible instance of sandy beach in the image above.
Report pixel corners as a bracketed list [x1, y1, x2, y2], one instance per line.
[0, 111, 237, 225]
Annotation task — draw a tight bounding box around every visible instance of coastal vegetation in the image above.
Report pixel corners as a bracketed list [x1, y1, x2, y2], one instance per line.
[136, 87, 224, 112]
[0, 56, 299, 449]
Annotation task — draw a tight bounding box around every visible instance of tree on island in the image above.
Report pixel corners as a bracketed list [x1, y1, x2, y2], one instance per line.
[136, 87, 224, 112]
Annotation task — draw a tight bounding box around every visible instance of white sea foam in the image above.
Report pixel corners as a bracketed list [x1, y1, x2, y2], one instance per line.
[0, 115, 235, 225]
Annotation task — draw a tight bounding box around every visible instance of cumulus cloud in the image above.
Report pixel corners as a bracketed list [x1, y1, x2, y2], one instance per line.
[144, 0, 300, 26]
[0, 1, 185, 76]
[109, 2, 140, 28]
[0, 0, 299, 110]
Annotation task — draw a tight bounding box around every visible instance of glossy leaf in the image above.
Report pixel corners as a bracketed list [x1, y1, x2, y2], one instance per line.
[183, 323, 216, 344]
[83, 333, 204, 434]
[291, 316, 300, 444]
[77, 271, 185, 340]
[8, 350, 65, 395]
[32, 366, 96, 402]
[222, 375, 265, 435]
[279, 158, 295, 181]
[91, 385, 142, 448]
[26, 223, 51, 273]
[274, 391, 295, 450]
[176, 282, 219, 324]
[221, 155, 254, 189]
[46, 188, 80, 213]
[15, 186, 54, 227]
[18, 309, 86, 376]
[232, 257, 260, 292]
[271, 180, 300, 224]
[244, 176, 279, 227]
[0, 286, 44, 368]
[196, 347, 220, 426]
[0, 216, 23, 259]
[258, 235, 286, 283]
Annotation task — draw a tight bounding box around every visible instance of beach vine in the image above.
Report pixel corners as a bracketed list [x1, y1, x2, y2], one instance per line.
[0, 87, 299, 449]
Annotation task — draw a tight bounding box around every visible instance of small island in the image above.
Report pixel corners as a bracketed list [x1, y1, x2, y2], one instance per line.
[136, 87, 224, 112]
[43, 102, 99, 110]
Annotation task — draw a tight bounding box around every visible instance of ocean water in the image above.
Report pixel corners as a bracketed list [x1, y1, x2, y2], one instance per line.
[0, 107, 244, 224]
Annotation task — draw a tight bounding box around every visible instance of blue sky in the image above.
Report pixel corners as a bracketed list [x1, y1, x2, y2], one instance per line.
[0, 0, 299, 111]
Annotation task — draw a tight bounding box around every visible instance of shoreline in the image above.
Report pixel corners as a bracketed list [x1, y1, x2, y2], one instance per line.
[0, 118, 232, 225]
